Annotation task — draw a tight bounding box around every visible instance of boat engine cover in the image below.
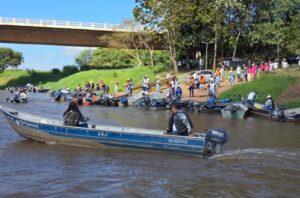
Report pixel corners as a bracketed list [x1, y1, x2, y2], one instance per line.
[205, 128, 229, 144]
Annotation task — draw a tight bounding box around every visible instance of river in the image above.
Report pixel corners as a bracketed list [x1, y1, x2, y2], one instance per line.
[0, 91, 299, 197]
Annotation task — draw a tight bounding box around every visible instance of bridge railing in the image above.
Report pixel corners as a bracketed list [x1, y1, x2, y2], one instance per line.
[0, 17, 143, 32]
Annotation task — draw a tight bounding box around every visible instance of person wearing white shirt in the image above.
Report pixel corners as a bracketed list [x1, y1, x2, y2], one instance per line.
[247, 91, 257, 107]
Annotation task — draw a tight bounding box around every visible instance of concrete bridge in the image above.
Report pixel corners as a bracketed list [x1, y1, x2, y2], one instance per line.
[0, 17, 162, 48]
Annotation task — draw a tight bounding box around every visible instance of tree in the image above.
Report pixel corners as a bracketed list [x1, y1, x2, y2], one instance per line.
[286, 12, 300, 53]
[197, 0, 244, 70]
[0, 48, 23, 73]
[90, 48, 132, 67]
[224, 0, 256, 58]
[99, 19, 146, 66]
[75, 49, 93, 67]
[249, 0, 300, 58]
[134, 0, 191, 73]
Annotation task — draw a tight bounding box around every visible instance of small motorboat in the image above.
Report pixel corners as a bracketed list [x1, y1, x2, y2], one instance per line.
[249, 104, 300, 122]
[188, 98, 233, 113]
[221, 103, 248, 119]
[0, 105, 229, 157]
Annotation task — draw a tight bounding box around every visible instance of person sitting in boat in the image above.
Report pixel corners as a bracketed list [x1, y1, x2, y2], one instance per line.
[63, 101, 88, 127]
[19, 90, 28, 102]
[85, 91, 93, 102]
[166, 103, 193, 136]
[262, 95, 274, 111]
[207, 93, 216, 106]
[13, 88, 21, 101]
[247, 91, 257, 108]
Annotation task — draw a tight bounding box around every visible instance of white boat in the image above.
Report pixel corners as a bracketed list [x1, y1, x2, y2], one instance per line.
[221, 103, 248, 119]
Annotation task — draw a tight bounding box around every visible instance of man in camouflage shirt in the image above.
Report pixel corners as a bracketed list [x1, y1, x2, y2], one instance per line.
[166, 103, 193, 136]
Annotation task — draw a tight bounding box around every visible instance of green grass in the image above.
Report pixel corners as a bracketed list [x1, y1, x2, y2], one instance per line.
[43, 65, 166, 91]
[219, 73, 299, 106]
[284, 98, 300, 109]
[0, 69, 28, 88]
[0, 69, 72, 89]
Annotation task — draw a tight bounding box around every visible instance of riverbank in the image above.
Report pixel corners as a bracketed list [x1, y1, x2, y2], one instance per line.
[0, 69, 71, 89]
[0, 66, 166, 91]
[219, 67, 300, 108]
[43, 66, 166, 92]
[2, 66, 299, 108]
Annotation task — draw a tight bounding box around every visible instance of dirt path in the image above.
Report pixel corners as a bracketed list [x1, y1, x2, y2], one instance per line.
[179, 79, 244, 102]
[118, 74, 244, 102]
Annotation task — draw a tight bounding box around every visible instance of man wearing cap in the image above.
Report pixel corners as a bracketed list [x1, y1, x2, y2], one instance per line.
[166, 103, 193, 136]
[262, 95, 274, 111]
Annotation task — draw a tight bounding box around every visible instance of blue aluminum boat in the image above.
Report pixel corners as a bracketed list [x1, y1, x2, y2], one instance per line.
[0, 105, 229, 157]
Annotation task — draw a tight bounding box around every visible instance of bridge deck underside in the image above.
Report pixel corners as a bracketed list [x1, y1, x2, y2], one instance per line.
[0, 25, 164, 49]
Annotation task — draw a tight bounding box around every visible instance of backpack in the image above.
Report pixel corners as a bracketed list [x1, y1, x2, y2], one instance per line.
[64, 110, 81, 126]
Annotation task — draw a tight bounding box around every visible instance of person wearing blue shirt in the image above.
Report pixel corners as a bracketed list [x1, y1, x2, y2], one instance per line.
[175, 85, 182, 102]
[207, 94, 216, 106]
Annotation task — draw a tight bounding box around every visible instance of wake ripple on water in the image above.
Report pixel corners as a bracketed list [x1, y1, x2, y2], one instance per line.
[210, 148, 300, 160]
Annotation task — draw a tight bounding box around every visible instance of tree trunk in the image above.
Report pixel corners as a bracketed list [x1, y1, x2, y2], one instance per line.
[232, 31, 241, 58]
[150, 49, 154, 67]
[186, 54, 190, 70]
[213, 32, 218, 71]
[167, 31, 178, 73]
[170, 43, 178, 73]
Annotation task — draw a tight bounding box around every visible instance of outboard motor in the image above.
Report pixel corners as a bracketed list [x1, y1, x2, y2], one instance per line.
[203, 128, 229, 158]
[277, 104, 286, 122]
[101, 96, 111, 106]
[167, 97, 176, 108]
[144, 96, 151, 106]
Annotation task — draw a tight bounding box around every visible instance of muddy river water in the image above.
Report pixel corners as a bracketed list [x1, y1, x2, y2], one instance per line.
[0, 91, 299, 197]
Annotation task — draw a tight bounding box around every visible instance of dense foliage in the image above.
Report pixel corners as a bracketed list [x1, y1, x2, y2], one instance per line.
[134, 0, 300, 72]
[75, 48, 170, 69]
[0, 47, 23, 73]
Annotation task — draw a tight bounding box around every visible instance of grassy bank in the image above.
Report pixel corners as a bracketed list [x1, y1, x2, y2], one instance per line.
[0, 69, 70, 89]
[219, 69, 300, 108]
[43, 66, 166, 92]
[0, 70, 28, 88]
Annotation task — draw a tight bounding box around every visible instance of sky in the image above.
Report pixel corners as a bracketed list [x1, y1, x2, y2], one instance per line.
[0, 0, 135, 70]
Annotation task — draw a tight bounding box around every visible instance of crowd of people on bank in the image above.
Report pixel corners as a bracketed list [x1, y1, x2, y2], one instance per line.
[60, 59, 293, 135]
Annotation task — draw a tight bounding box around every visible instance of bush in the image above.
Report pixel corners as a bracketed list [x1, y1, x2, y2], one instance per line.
[26, 69, 38, 77]
[62, 65, 79, 74]
[51, 68, 61, 74]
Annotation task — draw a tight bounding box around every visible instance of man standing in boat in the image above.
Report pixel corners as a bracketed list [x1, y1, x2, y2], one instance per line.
[166, 103, 193, 136]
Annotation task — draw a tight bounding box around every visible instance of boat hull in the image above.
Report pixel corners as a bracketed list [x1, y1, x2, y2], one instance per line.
[221, 110, 246, 119]
[2, 110, 207, 156]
